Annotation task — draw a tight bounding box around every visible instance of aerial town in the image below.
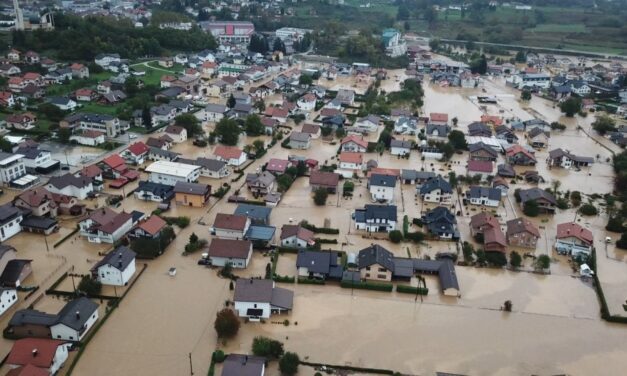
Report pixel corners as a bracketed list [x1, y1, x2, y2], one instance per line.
[0, 0, 625, 375]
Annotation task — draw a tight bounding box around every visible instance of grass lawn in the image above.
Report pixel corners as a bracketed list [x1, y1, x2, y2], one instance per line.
[80, 102, 122, 116]
[139, 68, 166, 86]
[530, 24, 588, 33]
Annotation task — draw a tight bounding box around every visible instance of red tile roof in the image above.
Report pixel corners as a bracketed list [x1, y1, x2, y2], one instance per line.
[467, 160, 493, 173]
[506, 145, 536, 162]
[339, 152, 363, 164]
[430, 112, 448, 123]
[341, 135, 368, 149]
[480, 115, 503, 126]
[556, 222, 593, 245]
[214, 213, 248, 231]
[136, 215, 167, 236]
[280, 224, 315, 243]
[266, 158, 290, 173]
[214, 145, 243, 160]
[6, 364, 49, 376]
[208, 238, 251, 259]
[309, 171, 339, 187]
[126, 142, 149, 156]
[366, 167, 400, 177]
[7, 338, 65, 369]
[102, 154, 125, 169]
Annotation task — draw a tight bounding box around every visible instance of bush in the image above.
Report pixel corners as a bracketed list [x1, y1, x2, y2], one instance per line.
[535, 254, 551, 270]
[77, 276, 102, 296]
[279, 352, 300, 375]
[396, 285, 428, 295]
[462, 241, 474, 263]
[340, 280, 393, 292]
[389, 230, 403, 243]
[523, 200, 539, 217]
[617, 233, 627, 250]
[161, 216, 190, 228]
[412, 218, 423, 227]
[252, 336, 284, 359]
[313, 187, 328, 206]
[273, 274, 295, 283]
[606, 216, 626, 233]
[405, 231, 425, 243]
[579, 203, 598, 216]
[509, 251, 522, 269]
[570, 191, 582, 207]
[556, 198, 569, 210]
[212, 350, 226, 363]
[299, 221, 340, 234]
[214, 308, 240, 338]
[485, 251, 507, 267]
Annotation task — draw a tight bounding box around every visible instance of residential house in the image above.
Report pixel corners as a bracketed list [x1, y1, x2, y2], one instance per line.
[212, 213, 251, 240]
[164, 125, 187, 143]
[465, 186, 501, 207]
[78, 208, 133, 244]
[265, 158, 291, 176]
[128, 215, 168, 240]
[221, 354, 266, 376]
[494, 125, 519, 144]
[357, 244, 394, 281]
[400, 170, 435, 186]
[0, 91, 15, 108]
[368, 174, 396, 203]
[469, 142, 498, 162]
[0, 205, 21, 240]
[14, 144, 59, 174]
[199, 103, 227, 123]
[207, 239, 252, 268]
[146, 136, 172, 151]
[422, 206, 459, 240]
[527, 127, 550, 148]
[466, 160, 494, 181]
[13, 188, 61, 217]
[340, 135, 368, 153]
[134, 181, 174, 203]
[234, 205, 272, 225]
[6, 339, 69, 375]
[5, 113, 36, 130]
[288, 132, 311, 149]
[555, 222, 594, 258]
[145, 161, 201, 186]
[280, 225, 315, 248]
[338, 152, 363, 177]
[90, 246, 136, 286]
[296, 250, 343, 280]
[353, 115, 380, 133]
[546, 148, 594, 169]
[335, 89, 355, 106]
[353, 204, 397, 233]
[0, 259, 32, 287]
[297, 93, 316, 111]
[178, 157, 230, 179]
[419, 175, 453, 204]
[506, 217, 540, 248]
[506, 145, 537, 166]
[173, 181, 211, 207]
[246, 171, 276, 196]
[214, 146, 247, 167]
[518, 188, 557, 214]
[48, 97, 77, 111]
[70, 63, 89, 79]
[309, 171, 339, 193]
[393, 116, 417, 135]
[45, 173, 93, 200]
[233, 278, 293, 320]
[0, 153, 27, 186]
[390, 139, 412, 156]
[468, 122, 492, 137]
[60, 112, 123, 138]
[425, 123, 450, 141]
[492, 177, 510, 197]
[121, 142, 149, 165]
[0, 64, 20, 77]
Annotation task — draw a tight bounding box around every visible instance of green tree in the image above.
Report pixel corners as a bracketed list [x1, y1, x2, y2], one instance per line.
[214, 118, 240, 145]
[175, 114, 203, 138]
[77, 276, 102, 296]
[523, 200, 539, 217]
[124, 77, 139, 97]
[470, 54, 488, 75]
[313, 187, 328, 206]
[189, 232, 199, 244]
[579, 203, 598, 216]
[617, 232, 627, 250]
[298, 75, 313, 86]
[227, 94, 236, 108]
[273, 38, 286, 53]
[515, 50, 526, 63]
[214, 308, 240, 338]
[58, 128, 72, 144]
[592, 114, 616, 135]
[521, 90, 532, 101]
[142, 106, 152, 129]
[245, 114, 265, 136]
[249, 34, 268, 53]
[252, 336, 284, 358]
[550, 121, 566, 131]
[535, 254, 551, 270]
[447, 130, 467, 150]
[462, 241, 474, 263]
[389, 230, 403, 243]
[253, 139, 265, 155]
[0, 137, 12, 152]
[38, 103, 66, 122]
[397, 5, 410, 20]
[509, 251, 522, 269]
[279, 352, 300, 375]
[559, 97, 582, 117]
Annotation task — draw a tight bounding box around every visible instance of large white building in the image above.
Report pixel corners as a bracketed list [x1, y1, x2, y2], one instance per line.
[275, 27, 312, 41]
[200, 21, 255, 44]
[0, 203, 23, 242]
[49, 297, 99, 342]
[0, 152, 26, 185]
[145, 161, 201, 186]
[507, 73, 551, 90]
[382, 28, 407, 57]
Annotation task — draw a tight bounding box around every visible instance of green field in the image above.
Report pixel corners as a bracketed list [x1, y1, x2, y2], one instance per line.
[80, 102, 121, 116]
[530, 24, 588, 33]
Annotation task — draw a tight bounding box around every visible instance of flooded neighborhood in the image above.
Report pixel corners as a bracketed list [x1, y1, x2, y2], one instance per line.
[0, 4, 626, 376]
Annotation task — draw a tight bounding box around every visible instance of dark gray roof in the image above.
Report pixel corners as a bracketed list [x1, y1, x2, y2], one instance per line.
[270, 287, 293, 309]
[205, 103, 227, 113]
[401, 170, 436, 181]
[548, 148, 594, 164]
[173, 181, 209, 195]
[47, 173, 92, 190]
[354, 204, 397, 223]
[519, 188, 557, 205]
[20, 216, 57, 230]
[136, 181, 174, 199]
[0, 259, 32, 285]
[527, 127, 548, 139]
[358, 244, 394, 271]
[56, 297, 99, 330]
[222, 354, 266, 376]
[413, 259, 459, 291]
[369, 174, 396, 187]
[234, 278, 274, 303]
[469, 142, 498, 157]
[149, 147, 180, 160]
[9, 309, 57, 327]
[497, 164, 516, 178]
[467, 122, 492, 136]
[390, 139, 412, 149]
[196, 157, 227, 171]
[420, 175, 452, 195]
[392, 257, 414, 278]
[0, 203, 21, 224]
[426, 123, 450, 136]
[234, 204, 271, 221]
[289, 131, 311, 142]
[14, 145, 46, 160]
[91, 245, 136, 272]
[296, 250, 342, 278]
[423, 206, 457, 235]
[467, 186, 501, 201]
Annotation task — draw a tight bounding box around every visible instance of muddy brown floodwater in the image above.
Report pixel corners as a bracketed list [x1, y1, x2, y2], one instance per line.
[1, 64, 625, 376]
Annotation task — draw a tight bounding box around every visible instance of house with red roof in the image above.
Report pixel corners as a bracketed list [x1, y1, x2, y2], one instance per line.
[466, 160, 494, 181]
[506, 144, 537, 166]
[74, 88, 96, 102]
[338, 152, 363, 176]
[340, 135, 368, 153]
[6, 339, 69, 375]
[265, 106, 289, 123]
[5, 113, 36, 130]
[265, 158, 291, 175]
[297, 93, 316, 111]
[211, 213, 251, 240]
[129, 215, 168, 240]
[429, 112, 449, 125]
[70, 63, 89, 79]
[99, 154, 130, 179]
[5, 364, 49, 376]
[121, 142, 149, 165]
[480, 115, 503, 126]
[556, 222, 594, 258]
[214, 145, 247, 167]
[70, 129, 106, 147]
[79, 207, 133, 243]
[280, 224, 315, 248]
[0, 91, 15, 107]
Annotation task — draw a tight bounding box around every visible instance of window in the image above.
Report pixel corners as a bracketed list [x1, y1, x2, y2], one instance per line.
[378, 268, 386, 272]
[377, 274, 387, 279]
[365, 266, 371, 271]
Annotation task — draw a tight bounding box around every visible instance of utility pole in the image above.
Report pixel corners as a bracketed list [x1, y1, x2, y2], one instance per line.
[188, 353, 194, 375]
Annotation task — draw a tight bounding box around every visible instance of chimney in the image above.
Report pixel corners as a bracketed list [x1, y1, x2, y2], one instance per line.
[32, 349, 38, 357]
[75, 311, 80, 319]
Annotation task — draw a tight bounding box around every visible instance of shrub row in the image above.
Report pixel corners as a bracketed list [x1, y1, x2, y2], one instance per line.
[273, 274, 295, 283]
[299, 360, 396, 375]
[396, 285, 429, 295]
[340, 280, 393, 292]
[297, 278, 326, 285]
[315, 238, 338, 244]
[276, 247, 299, 254]
[300, 223, 340, 234]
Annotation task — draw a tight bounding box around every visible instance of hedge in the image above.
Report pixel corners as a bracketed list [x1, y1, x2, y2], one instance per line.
[299, 360, 396, 375]
[315, 238, 338, 244]
[277, 247, 299, 254]
[300, 222, 340, 234]
[53, 227, 79, 248]
[273, 274, 295, 283]
[340, 280, 393, 292]
[396, 285, 429, 295]
[297, 277, 326, 285]
[591, 250, 627, 324]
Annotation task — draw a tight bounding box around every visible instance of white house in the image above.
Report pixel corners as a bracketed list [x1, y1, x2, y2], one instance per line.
[390, 139, 412, 156]
[368, 174, 396, 203]
[198, 103, 227, 123]
[212, 213, 251, 240]
[419, 175, 453, 204]
[466, 186, 501, 207]
[0, 204, 23, 242]
[6, 339, 70, 375]
[207, 239, 252, 268]
[337, 152, 363, 177]
[353, 115, 380, 133]
[78, 208, 133, 244]
[49, 297, 99, 342]
[214, 146, 247, 167]
[49, 97, 77, 111]
[233, 278, 294, 320]
[164, 125, 187, 143]
[46, 173, 93, 200]
[90, 246, 136, 286]
[69, 130, 106, 146]
[179, 157, 231, 179]
[353, 204, 397, 233]
[340, 135, 368, 152]
[280, 224, 315, 248]
[0, 288, 17, 316]
[555, 222, 594, 258]
[145, 161, 201, 186]
[0, 152, 26, 185]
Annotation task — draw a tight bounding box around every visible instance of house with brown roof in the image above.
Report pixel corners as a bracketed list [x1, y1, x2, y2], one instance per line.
[164, 125, 187, 143]
[129, 215, 168, 240]
[280, 225, 315, 248]
[309, 171, 339, 193]
[301, 123, 321, 138]
[214, 145, 247, 166]
[6, 339, 70, 375]
[265, 158, 291, 175]
[6, 113, 37, 130]
[506, 145, 537, 166]
[207, 239, 252, 268]
[518, 188, 557, 214]
[340, 135, 368, 153]
[506, 217, 540, 249]
[527, 127, 549, 149]
[78, 208, 133, 244]
[555, 222, 594, 258]
[211, 213, 251, 240]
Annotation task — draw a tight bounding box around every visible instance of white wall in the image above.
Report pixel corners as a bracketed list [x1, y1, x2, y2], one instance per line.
[148, 170, 200, 186]
[97, 260, 136, 286]
[234, 301, 271, 319]
[0, 289, 17, 316]
[51, 309, 99, 341]
[0, 217, 22, 242]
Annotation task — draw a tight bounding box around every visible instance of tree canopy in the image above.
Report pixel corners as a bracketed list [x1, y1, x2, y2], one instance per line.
[214, 118, 241, 146]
